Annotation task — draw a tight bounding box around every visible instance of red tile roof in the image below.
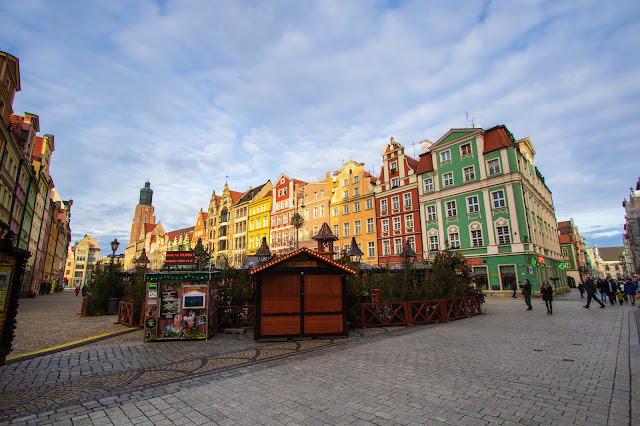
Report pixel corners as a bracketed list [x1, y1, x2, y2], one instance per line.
[32, 136, 44, 160]
[406, 155, 419, 171]
[559, 235, 571, 244]
[145, 223, 156, 234]
[249, 247, 357, 275]
[417, 152, 434, 174]
[483, 125, 515, 154]
[166, 226, 195, 241]
[229, 190, 244, 203]
[9, 115, 24, 138]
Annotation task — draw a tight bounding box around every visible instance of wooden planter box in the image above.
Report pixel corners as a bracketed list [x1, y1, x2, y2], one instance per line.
[117, 301, 146, 327]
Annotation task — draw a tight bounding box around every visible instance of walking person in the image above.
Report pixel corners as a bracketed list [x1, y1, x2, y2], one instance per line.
[606, 277, 617, 306]
[541, 280, 553, 314]
[625, 277, 638, 306]
[578, 281, 585, 298]
[584, 276, 606, 309]
[522, 279, 532, 310]
[597, 279, 607, 302]
[75, 286, 80, 296]
[511, 280, 517, 298]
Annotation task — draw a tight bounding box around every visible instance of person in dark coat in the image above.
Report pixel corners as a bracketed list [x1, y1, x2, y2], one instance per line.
[541, 281, 553, 314]
[584, 277, 605, 309]
[597, 279, 607, 302]
[511, 280, 517, 298]
[522, 279, 532, 310]
[606, 277, 617, 306]
[578, 282, 585, 298]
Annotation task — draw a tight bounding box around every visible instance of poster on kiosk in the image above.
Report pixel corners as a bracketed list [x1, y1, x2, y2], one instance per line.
[143, 252, 220, 342]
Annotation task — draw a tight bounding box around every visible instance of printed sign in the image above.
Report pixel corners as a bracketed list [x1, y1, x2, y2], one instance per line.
[165, 251, 195, 265]
[160, 290, 179, 319]
[0, 266, 12, 313]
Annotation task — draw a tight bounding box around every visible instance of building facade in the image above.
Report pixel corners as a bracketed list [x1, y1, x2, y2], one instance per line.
[329, 161, 378, 265]
[623, 179, 640, 276]
[270, 174, 306, 256]
[247, 186, 273, 255]
[418, 126, 567, 294]
[374, 138, 422, 265]
[124, 182, 155, 270]
[63, 235, 100, 288]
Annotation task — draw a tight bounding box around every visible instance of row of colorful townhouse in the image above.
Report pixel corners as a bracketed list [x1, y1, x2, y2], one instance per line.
[120, 125, 567, 295]
[0, 51, 72, 296]
[142, 124, 565, 295]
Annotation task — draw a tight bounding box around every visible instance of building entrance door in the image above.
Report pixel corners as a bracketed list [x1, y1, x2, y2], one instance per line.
[499, 265, 517, 291]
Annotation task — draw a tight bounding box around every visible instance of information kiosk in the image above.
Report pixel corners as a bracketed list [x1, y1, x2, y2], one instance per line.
[143, 271, 220, 342]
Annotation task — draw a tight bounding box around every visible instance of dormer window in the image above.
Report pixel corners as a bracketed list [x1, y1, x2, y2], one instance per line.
[390, 161, 398, 172]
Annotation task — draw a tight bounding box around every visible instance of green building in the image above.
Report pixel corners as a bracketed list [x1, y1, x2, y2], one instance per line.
[417, 125, 568, 295]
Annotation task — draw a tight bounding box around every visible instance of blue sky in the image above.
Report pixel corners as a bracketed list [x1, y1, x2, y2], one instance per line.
[1, 0, 639, 256]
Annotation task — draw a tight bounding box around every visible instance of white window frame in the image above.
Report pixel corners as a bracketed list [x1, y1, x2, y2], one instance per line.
[382, 219, 389, 233]
[449, 232, 460, 249]
[367, 241, 375, 258]
[343, 204, 350, 214]
[471, 229, 483, 247]
[424, 177, 433, 192]
[405, 214, 414, 229]
[492, 190, 506, 209]
[443, 172, 454, 187]
[366, 199, 373, 210]
[446, 201, 457, 218]
[391, 177, 399, 187]
[403, 193, 412, 207]
[393, 216, 401, 231]
[332, 207, 339, 217]
[383, 240, 391, 256]
[394, 238, 403, 255]
[467, 196, 480, 213]
[354, 220, 361, 235]
[354, 201, 361, 212]
[426, 205, 437, 222]
[429, 235, 439, 251]
[460, 143, 472, 156]
[343, 222, 350, 237]
[380, 199, 388, 213]
[440, 150, 451, 162]
[333, 225, 339, 238]
[392, 196, 400, 210]
[463, 166, 475, 182]
[487, 158, 501, 175]
[367, 218, 374, 233]
[497, 225, 511, 245]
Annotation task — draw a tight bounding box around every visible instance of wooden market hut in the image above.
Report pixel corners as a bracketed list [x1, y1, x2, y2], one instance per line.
[250, 223, 357, 341]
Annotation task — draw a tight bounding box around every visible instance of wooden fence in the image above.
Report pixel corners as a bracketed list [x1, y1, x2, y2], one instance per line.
[217, 305, 256, 330]
[361, 296, 482, 327]
[117, 301, 146, 327]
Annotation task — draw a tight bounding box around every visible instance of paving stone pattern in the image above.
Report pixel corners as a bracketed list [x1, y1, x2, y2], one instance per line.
[1, 290, 638, 425]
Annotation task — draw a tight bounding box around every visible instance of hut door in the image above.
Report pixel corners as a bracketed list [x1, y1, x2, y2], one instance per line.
[260, 275, 301, 336]
[303, 275, 343, 334]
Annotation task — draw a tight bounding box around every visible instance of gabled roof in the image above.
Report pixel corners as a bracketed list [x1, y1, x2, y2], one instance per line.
[417, 152, 434, 174]
[406, 155, 419, 171]
[483, 125, 515, 154]
[238, 182, 269, 204]
[229, 190, 243, 203]
[249, 247, 357, 275]
[145, 223, 156, 234]
[598, 247, 625, 262]
[363, 171, 377, 185]
[166, 226, 195, 241]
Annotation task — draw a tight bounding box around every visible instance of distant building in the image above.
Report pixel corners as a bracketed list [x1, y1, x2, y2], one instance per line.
[64, 235, 100, 288]
[124, 182, 155, 270]
[558, 219, 588, 286]
[597, 247, 626, 280]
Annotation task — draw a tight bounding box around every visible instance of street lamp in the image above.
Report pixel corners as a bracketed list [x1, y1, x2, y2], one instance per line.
[110, 238, 119, 265]
[292, 188, 305, 250]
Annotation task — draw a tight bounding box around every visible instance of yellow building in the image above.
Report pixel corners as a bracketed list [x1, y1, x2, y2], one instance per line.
[247, 189, 272, 255]
[63, 235, 100, 288]
[329, 161, 378, 265]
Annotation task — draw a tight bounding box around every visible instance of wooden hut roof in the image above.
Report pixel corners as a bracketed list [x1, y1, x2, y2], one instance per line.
[249, 247, 357, 275]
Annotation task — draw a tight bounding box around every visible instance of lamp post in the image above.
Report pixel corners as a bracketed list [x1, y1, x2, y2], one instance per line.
[110, 239, 119, 265]
[292, 188, 305, 250]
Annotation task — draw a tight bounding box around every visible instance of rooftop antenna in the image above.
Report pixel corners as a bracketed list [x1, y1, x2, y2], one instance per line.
[471, 115, 483, 128]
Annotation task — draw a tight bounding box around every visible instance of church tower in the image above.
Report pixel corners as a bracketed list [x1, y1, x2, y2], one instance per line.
[129, 181, 156, 244]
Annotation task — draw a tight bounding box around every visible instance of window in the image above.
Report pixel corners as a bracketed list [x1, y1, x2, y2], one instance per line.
[404, 193, 412, 207]
[368, 242, 375, 258]
[443, 172, 454, 187]
[321, 190, 324, 197]
[366, 199, 373, 210]
[263, 218, 268, 227]
[380, 199, 388, 212]
[424, 178, 433, 192]
[313, 207, 318, 219]
[440, 151, 451, 162]
[343, 179, 349, 187]
[283, 214, 288, 224]
[497, 226, 511, 244]
[354, 220, 361, 235]
[314, 192, 317, 200]
[343, 190, 349, 199]
[343, 204, 350, 214]
[446, 201, 457, 218]
[333, 225, 339, 238]
[492, 190, 506, 208]
[382, 219, 389, 233]
[383, 240, 391, 256]
[394, 238, 403, 255]
[449, 232, 460, 249]
[367, 218, 374, 233]
[391, 177, 399, 187]
[488, 159, 501, 175]
[390, 161, 397, 170]
[320, 205, 325, 217]
[429, 235, 439, 250]
[467, 196, 480, 213]
[332, 207, 339, 217]
[392, 196, 400, 210]
[562, 249, 568, 257]
[353, 176, 359, 184]
[354, 201, 361, 212]
[405, 214, 414, 229]
[343, 223, 350, 237]
[406, 236, 415, 251]
[426, 206, 437, 222]
[353, 187, 360, 196]
[461, 143, 472, 156]
[463, 166, 475, 182]
[471, 230, 483, 247]
[393, 217, 401, 231]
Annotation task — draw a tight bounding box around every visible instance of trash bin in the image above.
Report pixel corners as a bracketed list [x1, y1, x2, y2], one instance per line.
[107, 298, 120, 315]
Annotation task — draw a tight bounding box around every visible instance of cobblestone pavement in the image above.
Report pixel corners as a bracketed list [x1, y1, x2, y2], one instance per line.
[1, 290, 638, 425]
[9, 290, 130, 357]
